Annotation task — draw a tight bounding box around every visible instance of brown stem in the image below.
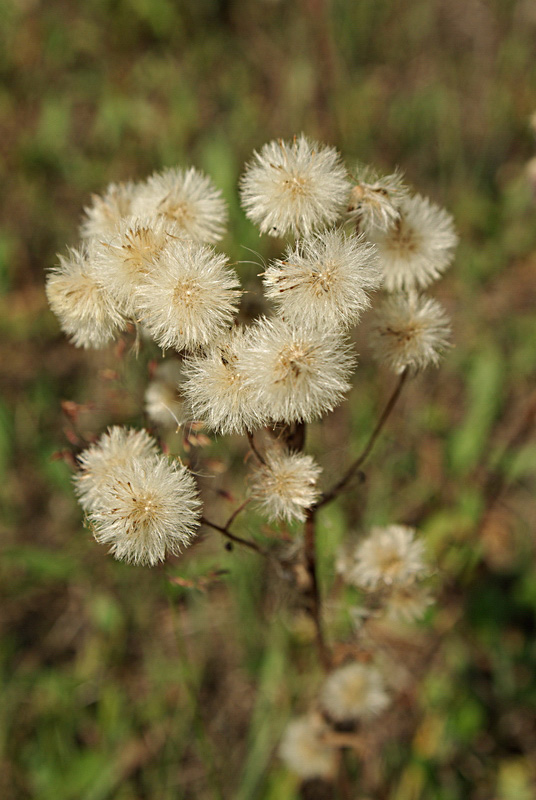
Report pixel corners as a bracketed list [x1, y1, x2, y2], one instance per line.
[303, 508, 331, 671]
[246, 430, 266, 465]
[224, 498, 252, 530]
[316, 368, 409, 509]
[200, 515, 267, 557]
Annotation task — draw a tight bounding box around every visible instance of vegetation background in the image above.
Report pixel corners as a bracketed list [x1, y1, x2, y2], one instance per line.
[2, 0, 536, 797]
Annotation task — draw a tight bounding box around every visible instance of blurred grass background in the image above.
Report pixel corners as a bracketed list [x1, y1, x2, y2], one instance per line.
[2, 0, 536, 797]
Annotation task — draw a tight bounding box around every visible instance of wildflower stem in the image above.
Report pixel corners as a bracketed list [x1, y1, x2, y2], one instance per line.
[246, 430, 266, 465]
[303, 508, 332, 672]
[200, 515, 267, 556]
[316, 368, 409, 509]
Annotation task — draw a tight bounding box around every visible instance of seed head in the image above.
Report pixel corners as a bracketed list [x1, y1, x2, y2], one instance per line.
[369, 194, 458, 291]
[182, 327, 265, 434]
[240, 135, 350, 237]
[347, 165, 409, 235]
[238, 318, 356, 424]
[74, 426, 160, 512]
[249, 448, 321, 523]
[88, 454, 201, 566]
[369, 291, 451, 374]
[348, 525, 427, 589]
[144, 360, 184, 429]
[80, 181, 140, 240]
[136, 239, 242, 352]
[132, 166, 228, 243]
[263, 228, 381, 329]
[279, 714, 337, 780]
[321, 662, 390, 723]
[46, 245, 126, 349]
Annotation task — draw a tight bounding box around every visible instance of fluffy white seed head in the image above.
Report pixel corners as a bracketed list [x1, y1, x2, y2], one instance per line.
[369, 194, 458, 291]
[93, 214, 182, 316]
[132, 166, 228, 243]
[320, 662, 390, 723]
[347, 165, 409, 235]
[240, 135, 350, 238]
[74, 426, 160, 513]
[182, 327, 265, 434]
[80, 181, 140, 240]
[279, 714, 337, 780]
[136, 239, 242, 352]
[46, 245, 127, 349]
[249, 449, 321, 523]
[263, 228, 381, 329]
[88, 454, 201, 566]
[144, 360, 184, 429]
[348, 525, 427, 589]
[369, 291, 451, 374]
[237, 318, 356, 424]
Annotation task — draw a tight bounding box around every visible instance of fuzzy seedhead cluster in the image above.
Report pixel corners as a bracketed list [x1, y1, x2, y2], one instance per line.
[47, 134, 457, 787]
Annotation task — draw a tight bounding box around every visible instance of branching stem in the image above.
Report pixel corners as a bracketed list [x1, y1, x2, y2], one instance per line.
[200, 515, 267, 556]
[316, 368, 409, 509]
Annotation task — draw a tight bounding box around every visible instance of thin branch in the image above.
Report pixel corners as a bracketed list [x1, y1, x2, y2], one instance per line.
[200, 515, 267, 557]
[316, 368, 409, 509]
[246, 430, 266, 465]
[224, 498, 251, 530]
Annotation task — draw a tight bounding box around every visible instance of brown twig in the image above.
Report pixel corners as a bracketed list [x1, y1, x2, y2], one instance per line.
[200, 515, 267, 557]
[246, 430, 266, 465]
[316, 369, 409, 509]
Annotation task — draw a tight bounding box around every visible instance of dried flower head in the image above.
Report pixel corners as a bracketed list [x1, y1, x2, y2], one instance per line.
[46, 245, 126, 349]
[263, 228, 381, 329]
[238, 318, 356, 424]
[136, 239, 242, 352]
[132, 166, 227, 243]
[279, 714, 337, 780]
[349, 525, 427, 589]
[93, 214, 181, 316]
[88, 454, 201, 566]
[347, 165, 409, 234]
[249, 449, 321, 523]
[74, 426, 160, 512]
[182, 327, 265, 434]
[240, 135, 350, 237]
[144, 360, 184, 429]
[369, 194, 458, 291]
[320, 662, 390, 722]
[369, 291, 451, 374]
[80, 181, 140, 240]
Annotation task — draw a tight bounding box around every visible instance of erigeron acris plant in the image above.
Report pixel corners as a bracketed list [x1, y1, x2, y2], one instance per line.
[46, 134, 457, 795]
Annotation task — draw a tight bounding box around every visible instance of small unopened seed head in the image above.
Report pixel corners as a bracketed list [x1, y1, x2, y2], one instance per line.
[240, 135, 350, 237]
[88, 454, 201, 566]
[369, 194, 458, 291]
[182, 327, 265, 434]
[320, 662, 390, 722]
[279, 714, 337, 780]
[369, 291, 451, 374]
[347, 165, 409, 235]
[238, 318, 356, 424]
[136, 239, 242, 352]
[46, 245, 127, 349]
[263, 228, 381, 330]
[80, 181, 140, 240]
[74, 426, 160, 512]
[132, 166, 228, 243]
[348, 525, 427, 590]
[249, 449, 321, 523]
